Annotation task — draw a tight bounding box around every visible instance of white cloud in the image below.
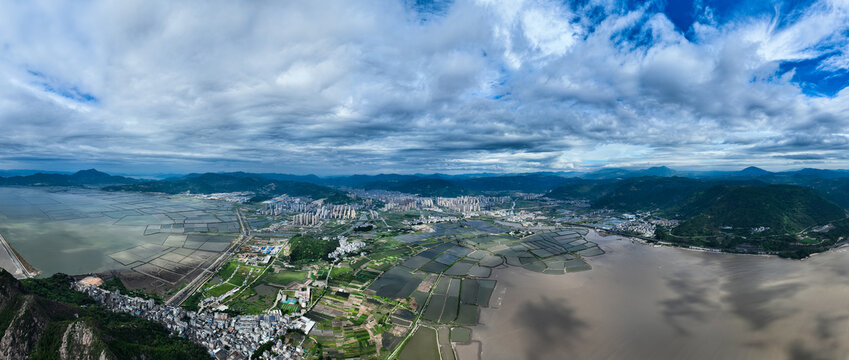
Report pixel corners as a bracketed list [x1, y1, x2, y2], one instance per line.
[0, 0, 847, 174]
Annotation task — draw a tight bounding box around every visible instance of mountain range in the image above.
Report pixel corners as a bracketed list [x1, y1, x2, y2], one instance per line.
[3, 166, 849, 258]
[0, 169, 139, 187]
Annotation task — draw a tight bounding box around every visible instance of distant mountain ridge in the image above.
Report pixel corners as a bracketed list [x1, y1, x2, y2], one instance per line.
[9, 167, 849, 208]
[0, 169, 139, 187]
[104, 172, 352, 203]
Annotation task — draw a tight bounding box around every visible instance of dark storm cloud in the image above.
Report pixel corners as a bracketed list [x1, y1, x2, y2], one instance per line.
[1, 0, 849, 174]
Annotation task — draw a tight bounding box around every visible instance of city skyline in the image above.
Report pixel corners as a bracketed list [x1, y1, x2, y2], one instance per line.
[2, 0, 849, 175]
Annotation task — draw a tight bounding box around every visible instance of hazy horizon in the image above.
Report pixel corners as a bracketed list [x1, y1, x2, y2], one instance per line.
[3, 164, 849, 179]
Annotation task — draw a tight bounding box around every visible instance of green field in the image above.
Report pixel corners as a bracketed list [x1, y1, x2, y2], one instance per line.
[217, 262, 240, 281]
[205, 283, 237, 297]
[261, 270, 307, 286]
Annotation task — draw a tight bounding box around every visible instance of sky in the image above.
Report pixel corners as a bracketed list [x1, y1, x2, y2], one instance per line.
[1, 0, 849, 175]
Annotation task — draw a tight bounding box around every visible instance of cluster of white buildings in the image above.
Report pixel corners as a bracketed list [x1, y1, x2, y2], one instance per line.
[347, 189, 437, 212]
[503, 210, 543, 224]
[245, 255, 272, 266]
[613, 216, 682, 237]
[403, 214, 460, 225]
[191, 192, 254, 203]
[74, 278, 308, 359]
[649, 218, 680, 228]
[328, 236, 366, 261]
[289, 205, 359, 226]
[260, 195, 359, 225]
[614, 220, 656, 237]
[260, 195, 316, 215]
[383, 198, 434, 212]
[292, 212, 320, 226]
[348, 189, 512, 215]
[316, 205, 358, 220]
[436, 195, 511, 213]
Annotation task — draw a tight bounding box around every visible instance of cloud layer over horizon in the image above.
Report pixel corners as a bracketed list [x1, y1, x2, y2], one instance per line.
[2, 0, 849, 175]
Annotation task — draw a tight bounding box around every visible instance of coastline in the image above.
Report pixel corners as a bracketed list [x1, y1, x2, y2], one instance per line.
[559, 222, 819, 259]
[0, 230, 39, 279]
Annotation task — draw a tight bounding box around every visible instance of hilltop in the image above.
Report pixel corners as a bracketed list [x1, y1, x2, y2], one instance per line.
[0, 169, 139, 187]
[0, 270, 207, 359]
[547, 176, 848, 257]
[362, 178, 468, 197]
[675, 185, 846, 236]
[104, 173, 352, 203]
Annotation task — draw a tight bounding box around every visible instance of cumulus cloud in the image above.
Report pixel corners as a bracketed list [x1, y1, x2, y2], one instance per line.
[0, 0, 848, 174]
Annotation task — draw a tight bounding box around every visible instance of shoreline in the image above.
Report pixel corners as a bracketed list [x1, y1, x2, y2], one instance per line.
[0, 230, 39, 279]
[560, 222, 823, 259]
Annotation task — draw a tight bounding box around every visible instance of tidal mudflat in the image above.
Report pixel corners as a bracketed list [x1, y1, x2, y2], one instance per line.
[460, 230, 849, 360]
[0, 187, 238, 293]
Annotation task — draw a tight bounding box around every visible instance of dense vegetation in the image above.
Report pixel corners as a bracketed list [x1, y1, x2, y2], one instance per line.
[105, 173, 352, 204]
[674, 185, 846, 236]
[181, 292, 204, 312]
[581, 166, 676, 179]
[588, 177, 766, 214]
[592, 177, 711, 213]
[547, 176, 849, 258]
[21, 273, 95, 305]
[102, 277, 163, 304]
[1, 272, 209, 360]
[545, 179, 615, 201]
[456, 174, 576, 193]
[364, 178, 469, 197]
[288, 235, 340, 262]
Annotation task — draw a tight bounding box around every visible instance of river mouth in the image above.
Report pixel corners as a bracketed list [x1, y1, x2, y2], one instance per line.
[460, 230, 849, 360]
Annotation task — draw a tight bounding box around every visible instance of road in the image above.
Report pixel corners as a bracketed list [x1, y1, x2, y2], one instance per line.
[0, 231, 36, 279]
[387, 274, 444, 360]
[303, 259, 337, 314]
[165, 208, 251, 306]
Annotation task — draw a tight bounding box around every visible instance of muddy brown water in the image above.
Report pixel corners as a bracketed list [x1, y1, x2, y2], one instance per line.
[460, 230, 849, 360]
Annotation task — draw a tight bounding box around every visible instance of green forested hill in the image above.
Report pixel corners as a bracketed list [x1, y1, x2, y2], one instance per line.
[591, 177, 710, 213]
[363, 178, 469, 197]
[545, 179, 616, 201]
[104, 173, 351, 203]
[546, 177, 849, 257]
[0, 271, 208, 359]
[674, 185, 846, 236]
[454, 174, 575, 193]
[0, 169, 139, 187]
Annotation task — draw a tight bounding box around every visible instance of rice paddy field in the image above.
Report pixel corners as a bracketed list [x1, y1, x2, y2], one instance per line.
[371, 224, 601, 302]
[0, 186, 240, 294]
[370, 221, 606, 359]
[399, 327, 440, 360]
